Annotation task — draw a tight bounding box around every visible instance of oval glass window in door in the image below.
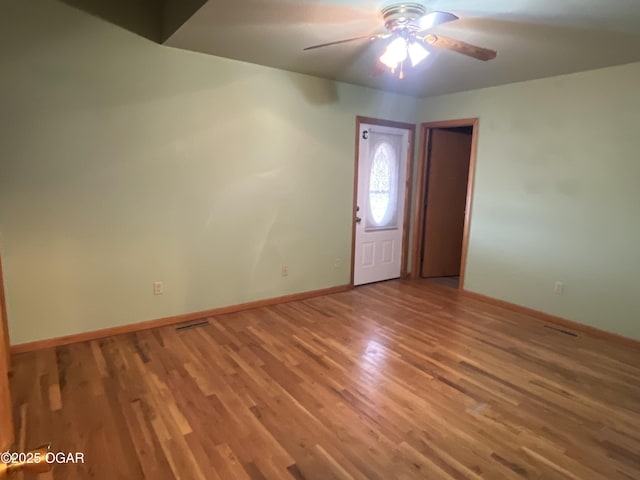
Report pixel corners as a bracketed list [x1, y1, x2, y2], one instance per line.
[367, 141, 398, 229]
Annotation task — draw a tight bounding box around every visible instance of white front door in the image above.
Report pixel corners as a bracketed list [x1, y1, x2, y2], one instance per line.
[354, 122, 410, 286]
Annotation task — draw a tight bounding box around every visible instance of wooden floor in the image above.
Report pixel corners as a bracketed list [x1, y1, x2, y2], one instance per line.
[9, 280, 640, 479]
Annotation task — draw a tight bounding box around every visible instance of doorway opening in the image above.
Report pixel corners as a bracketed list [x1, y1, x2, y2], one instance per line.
[411, 119, 479, 291]
[351, 116, 415, 287]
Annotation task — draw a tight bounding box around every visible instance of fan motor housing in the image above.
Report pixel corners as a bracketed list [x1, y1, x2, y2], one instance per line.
[381, 3, 427, 32]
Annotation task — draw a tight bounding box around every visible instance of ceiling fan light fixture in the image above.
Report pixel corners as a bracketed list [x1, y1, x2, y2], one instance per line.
[379, 36, 408, 69]
[303, 3, 497, 76]
[408, 41, 430, 67]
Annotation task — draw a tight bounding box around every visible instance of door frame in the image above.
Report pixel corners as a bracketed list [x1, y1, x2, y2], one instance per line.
[0, 245, 14, 450]
[350, 116, 416, 287]
[0, 248, 10, 368]
[410, 118, 479, 290]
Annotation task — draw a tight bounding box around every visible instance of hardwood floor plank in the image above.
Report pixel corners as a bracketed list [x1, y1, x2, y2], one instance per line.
[9, 279, 640, 479]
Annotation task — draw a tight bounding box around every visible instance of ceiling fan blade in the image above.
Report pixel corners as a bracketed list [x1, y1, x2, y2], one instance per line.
[304, 34, 385, 51]
[423, 34, 497, 61]
[418, 11, 459, 31]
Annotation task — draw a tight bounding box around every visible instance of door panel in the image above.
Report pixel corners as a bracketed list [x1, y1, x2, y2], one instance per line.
[354, 123, 409, 286]
[421, 129, 472, 277]
[0, 252, 14, 451]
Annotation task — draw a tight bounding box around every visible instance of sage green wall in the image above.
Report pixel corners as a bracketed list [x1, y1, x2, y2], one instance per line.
[418, 62, 640, 340]
[0, 0, 419, 345]
[3, 1, 638, 345]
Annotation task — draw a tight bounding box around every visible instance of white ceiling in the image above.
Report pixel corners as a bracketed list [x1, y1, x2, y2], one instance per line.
[164, 0, 640, 97]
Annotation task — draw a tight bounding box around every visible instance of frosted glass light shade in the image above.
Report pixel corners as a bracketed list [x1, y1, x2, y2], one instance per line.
[379, 37, 408, 69]
[408, 41, 430, 66]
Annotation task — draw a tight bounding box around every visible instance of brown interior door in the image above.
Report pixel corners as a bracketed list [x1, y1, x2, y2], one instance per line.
[421, 128, 472, 277]
[0, 252, 14, 452]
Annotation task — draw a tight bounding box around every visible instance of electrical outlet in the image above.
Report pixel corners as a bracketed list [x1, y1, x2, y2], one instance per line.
[153, 281, 164, 295]
[281, 266, 289, 277]
[554, 281, 565, 295]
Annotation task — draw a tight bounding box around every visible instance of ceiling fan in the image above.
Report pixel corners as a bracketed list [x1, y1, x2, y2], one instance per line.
[303, 3, 497, 78]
